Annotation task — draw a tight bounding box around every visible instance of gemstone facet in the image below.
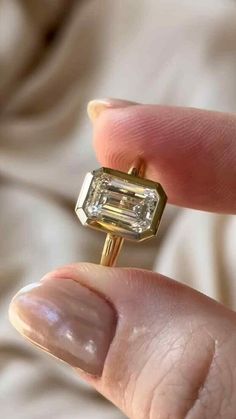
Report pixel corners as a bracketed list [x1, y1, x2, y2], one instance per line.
[75, 168, 167, 241]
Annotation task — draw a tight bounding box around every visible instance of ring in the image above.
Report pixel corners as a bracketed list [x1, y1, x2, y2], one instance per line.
[75, 159, 167, 266]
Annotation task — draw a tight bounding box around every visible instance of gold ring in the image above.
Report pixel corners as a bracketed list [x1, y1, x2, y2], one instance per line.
[75, 159, 167, 267]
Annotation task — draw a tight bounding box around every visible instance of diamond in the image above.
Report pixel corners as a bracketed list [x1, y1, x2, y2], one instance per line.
[75, 168, 167, 241]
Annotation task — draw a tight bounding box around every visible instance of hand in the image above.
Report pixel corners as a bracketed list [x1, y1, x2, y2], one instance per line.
[9, 99, 236, 419]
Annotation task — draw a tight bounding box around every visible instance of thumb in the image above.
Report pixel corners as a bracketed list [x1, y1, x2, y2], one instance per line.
[9, 263, 236, 418]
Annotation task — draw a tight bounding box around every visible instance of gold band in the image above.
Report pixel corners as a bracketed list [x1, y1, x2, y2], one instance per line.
[100, 234, 124, 267]
[100, 159, 145, 267]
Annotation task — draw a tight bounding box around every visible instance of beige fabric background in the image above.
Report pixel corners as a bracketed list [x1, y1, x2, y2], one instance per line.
[0, 0, 235, 418]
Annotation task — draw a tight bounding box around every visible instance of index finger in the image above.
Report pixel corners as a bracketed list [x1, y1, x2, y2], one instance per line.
[91, 101, 236, 213]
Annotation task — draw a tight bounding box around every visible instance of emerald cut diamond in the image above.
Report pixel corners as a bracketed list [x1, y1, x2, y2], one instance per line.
[75, 168, 167, 241]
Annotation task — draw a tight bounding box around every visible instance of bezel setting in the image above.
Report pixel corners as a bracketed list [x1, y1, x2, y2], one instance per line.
[75, 167, 167, 241]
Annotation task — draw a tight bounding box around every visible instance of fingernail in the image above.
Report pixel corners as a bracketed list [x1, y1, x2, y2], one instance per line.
[9, 278, 117, 376]
[87, 98, 138, 122]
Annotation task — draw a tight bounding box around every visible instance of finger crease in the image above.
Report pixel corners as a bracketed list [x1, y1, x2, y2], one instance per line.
[184, 337, 217, 419]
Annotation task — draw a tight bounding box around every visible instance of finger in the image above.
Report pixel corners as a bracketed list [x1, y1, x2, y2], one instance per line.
[89, 99, 236, 213]
[9, 263, 236, 418]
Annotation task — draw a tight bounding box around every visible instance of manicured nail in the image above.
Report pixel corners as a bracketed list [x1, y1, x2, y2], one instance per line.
[9, 278, 117, 376]
[87, 98, 138, 122]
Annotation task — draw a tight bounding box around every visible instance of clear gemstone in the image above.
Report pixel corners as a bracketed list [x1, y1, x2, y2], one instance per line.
[83, 171, 159, 237]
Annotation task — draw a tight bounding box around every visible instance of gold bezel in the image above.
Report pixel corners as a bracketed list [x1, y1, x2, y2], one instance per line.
[75, 167, 167, 242]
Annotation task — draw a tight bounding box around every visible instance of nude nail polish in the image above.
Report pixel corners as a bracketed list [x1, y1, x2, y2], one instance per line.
[9, 278, 117, 376]
[87, 98, 138, 122]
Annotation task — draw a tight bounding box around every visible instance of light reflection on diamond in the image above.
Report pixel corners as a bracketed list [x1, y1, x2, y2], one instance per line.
[83, 171, 159, 236]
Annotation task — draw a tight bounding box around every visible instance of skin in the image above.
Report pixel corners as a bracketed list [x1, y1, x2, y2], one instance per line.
[9, 102, 236, 419]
